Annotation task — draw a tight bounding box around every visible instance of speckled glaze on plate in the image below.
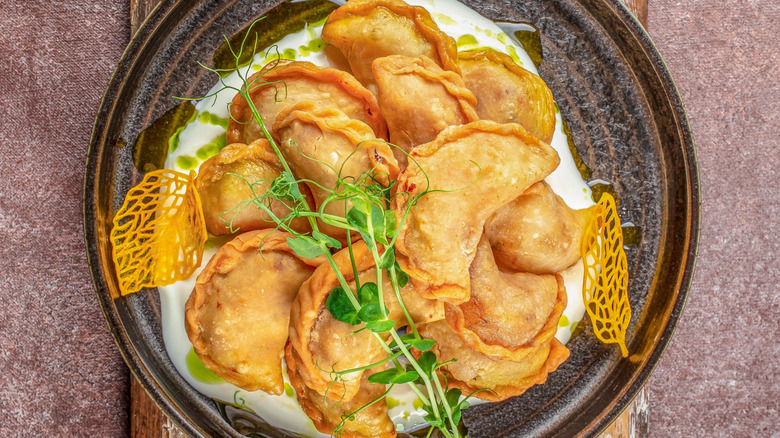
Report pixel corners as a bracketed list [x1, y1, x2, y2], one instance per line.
[84, 0, 699, 436]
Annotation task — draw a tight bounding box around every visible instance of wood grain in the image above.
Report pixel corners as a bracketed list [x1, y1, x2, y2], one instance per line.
[127, 0, 649, 436]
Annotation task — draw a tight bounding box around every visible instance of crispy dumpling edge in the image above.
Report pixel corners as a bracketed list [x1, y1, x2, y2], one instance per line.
[184, 229, 322, 394]
[322, 0, 460, 75]
[226, 59, 388, 144]
[458, 48, 556, 144]
[287, 241, 382, 402]
[285, 341, 397, 438]
[444, 274, 568, 362]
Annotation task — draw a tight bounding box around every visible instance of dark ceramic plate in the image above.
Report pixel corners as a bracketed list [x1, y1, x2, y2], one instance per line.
[84, 0, 699, 436]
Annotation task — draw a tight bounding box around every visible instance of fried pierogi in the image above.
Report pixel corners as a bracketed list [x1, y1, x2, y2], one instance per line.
[226, 60, 386, 144]
[322, 0, 460, 94]
[288, 241, 442, 402]
[445, 237, 566, 362]
[418, 320, 569, 402]
[372, 55, 478, 167]
[459, 49, 556, 143]
[392, 121, 560, 304]
[273, 102, 398, 240]
[286, 343, 396, 438]
[184, 230, 321, 394]
[486, 181, 593, 274]
[195, 140, 312, 235]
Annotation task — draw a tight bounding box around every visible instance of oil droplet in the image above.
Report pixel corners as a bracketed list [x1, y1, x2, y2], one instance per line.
[198, 111, 229, 129]
[560, 114, 592, 181]
[456, 34, 478, 48]
[621, 224, 641, 247]
[284, 383, 295, 398]
[513, 24, 543, 69]
[282, 48, 297, 60]
[196, 133, 227, 161]
[386, 397, 400, 409]
[114, 138, 127, 148]
[133, 101, 196, 172]
[308, 38, 325, 52]
[186, 348, 224, 384]
[506, 45, 522, 66]
[176, 155, 199, 171]
[212, 0, 338, 76]
[433, 12, 457, 25]
[589, 181, 619, 205]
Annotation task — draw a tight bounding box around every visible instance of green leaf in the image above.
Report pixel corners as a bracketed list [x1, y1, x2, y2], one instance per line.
[350, 197, 370, 214]
[312, 230, 342, 250]
[368, 369, 399, 385]
[417, 351, 437, 378]
[370, 203, 386, 243]
[326, 286, 359, 325]
[366, 319, 395, 333]
[378, 247, 395, 270]
[408, 338, 435, 352]
[392, 370, 419, 384]
[357, 303, 382, 322]
[346, 206, 371, 243]
[445, 388, 462, 409]
[394, 262, 410, 288]
[358, 282, 378, 305]
[286, 236, 324, 259]
[384, 210, 397, 239]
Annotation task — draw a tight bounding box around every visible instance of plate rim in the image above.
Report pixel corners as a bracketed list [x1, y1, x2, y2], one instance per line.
[83, 0, 701, 436]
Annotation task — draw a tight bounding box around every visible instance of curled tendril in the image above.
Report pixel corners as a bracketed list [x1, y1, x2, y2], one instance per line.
[581, 192, 631, 357]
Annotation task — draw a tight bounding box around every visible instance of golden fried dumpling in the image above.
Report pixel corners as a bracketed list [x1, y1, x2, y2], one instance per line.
[322, 0, 459, 94]
[194, 139, 312, 235]
[372, 55, 478, 167]
[445, 237, 565, 361]
[418, 320, 569, 402]
[286, 343, 396, 438]
[273, 102, 398, 240]
[458, 49, 556, 143]
[485, 181, 594, 274]
[184, 230, 321, 394]
[392, 121, 560, 304]
[288, 241, 442, 402]
[226, 60, 387, 144]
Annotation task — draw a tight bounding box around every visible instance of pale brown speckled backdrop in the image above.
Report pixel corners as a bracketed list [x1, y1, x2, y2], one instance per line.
[0, 0, 777, 437]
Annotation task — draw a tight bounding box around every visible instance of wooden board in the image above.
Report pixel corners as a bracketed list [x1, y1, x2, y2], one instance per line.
[127, 0, 649, 436]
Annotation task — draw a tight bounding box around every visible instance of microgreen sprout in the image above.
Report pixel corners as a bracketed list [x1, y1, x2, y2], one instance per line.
[182, 18, 481, 438]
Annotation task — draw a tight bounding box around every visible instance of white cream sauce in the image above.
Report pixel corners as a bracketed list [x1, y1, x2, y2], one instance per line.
[159, 0, 594, 434]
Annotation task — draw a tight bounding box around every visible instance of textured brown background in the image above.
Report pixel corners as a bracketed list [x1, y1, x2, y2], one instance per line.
[0, 0, 777, 437]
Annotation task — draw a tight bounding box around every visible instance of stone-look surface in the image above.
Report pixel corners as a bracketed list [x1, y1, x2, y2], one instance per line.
[646, 1, 780, 437]
[0, 1, 131, 436]
[0, 0, 777, 437]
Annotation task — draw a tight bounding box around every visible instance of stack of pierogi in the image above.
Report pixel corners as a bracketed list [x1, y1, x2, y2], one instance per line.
[185, 0, 593, 436]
